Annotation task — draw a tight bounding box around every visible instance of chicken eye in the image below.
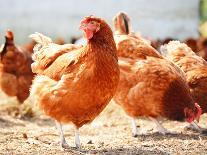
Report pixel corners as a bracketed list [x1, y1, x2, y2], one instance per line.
[90, 21, 95, 25]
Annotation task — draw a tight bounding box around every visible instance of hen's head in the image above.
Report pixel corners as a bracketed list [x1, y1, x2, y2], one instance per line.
[1, 30, 15, 60]
[79, 16, 103, 40]
[5, 30, 14, 41]
[113, 12, 131, 35]
[184, 103, 202, 123]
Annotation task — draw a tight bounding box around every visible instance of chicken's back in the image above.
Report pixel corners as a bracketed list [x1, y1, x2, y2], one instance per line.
[161, 41, 207, 72]
[114, 35, 161, 59]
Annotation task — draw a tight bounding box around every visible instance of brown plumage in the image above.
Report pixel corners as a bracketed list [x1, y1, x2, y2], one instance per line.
[113, 12, 201, 136]
[0, 30, 34, 103]
[30, 16, 120, 148]
[150, 39, 162, 50]
[161, 41, 207, 113]
[184, 38, 198, 53]
[116, 57, 198, 121]
[196, 37, 207, 60]
[22, 40, 36, 54]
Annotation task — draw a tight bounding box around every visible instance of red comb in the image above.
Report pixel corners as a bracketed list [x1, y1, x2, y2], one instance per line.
[81, 15, 95, 24]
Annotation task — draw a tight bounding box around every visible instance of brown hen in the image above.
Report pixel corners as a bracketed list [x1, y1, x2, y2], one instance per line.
[113, 12, 201, 136]
[30, 16, 120, 149]
[161, 41, 207, 130]
[0, 30, 34, 103]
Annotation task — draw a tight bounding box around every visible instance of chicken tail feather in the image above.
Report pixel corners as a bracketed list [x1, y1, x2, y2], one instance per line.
[29, 32, 53, 54]
[29, 32, 52, 46]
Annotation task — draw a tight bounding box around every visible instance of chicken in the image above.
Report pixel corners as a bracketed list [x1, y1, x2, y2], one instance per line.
[29, 16, 120, 149]
[112, 12, 202, 136]
[0, 30, 34, 103]
[161, 41, 207, 130]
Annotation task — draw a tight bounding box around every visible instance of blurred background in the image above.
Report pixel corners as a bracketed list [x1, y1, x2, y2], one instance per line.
[0, 0, 200, 44]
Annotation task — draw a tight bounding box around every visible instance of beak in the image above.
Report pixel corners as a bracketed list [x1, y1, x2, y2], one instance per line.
[79, 24, 85, 30]
[79, 22, 87, 30]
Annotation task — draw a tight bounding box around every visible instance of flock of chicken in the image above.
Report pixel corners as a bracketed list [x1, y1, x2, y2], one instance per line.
[1, 12, 207, 150]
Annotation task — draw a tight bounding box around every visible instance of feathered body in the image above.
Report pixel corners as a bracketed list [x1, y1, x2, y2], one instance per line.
[30, 17, 120, 128]
[114, 35, 161, 59]
[114, 38, 197, 121]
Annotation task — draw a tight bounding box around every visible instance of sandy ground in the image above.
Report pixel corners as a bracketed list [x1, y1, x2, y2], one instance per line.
[1, 94, 207, 155]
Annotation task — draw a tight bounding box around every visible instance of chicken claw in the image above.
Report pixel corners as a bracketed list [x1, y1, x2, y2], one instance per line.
[185, 121, 203, 132]
[185, 122, 207, 135]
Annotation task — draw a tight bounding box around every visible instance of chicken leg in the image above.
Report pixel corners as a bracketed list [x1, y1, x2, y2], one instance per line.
[149, 117, 172, 135]
[55, 121, 69, 149]
[131, 118, 138, 137]
[75, 127, 81, 149]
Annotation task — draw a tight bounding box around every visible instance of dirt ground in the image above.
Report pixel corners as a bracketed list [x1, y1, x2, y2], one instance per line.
[1, 94, 207, 155]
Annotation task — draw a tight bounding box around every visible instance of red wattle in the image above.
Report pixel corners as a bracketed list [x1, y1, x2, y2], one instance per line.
[84, 29, 93, 40]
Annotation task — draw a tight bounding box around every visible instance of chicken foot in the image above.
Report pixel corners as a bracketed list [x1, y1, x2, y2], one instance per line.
[185, 121, 204, 133]
[55, 121, 69, 149]
[131, 117, 172, 136]
[130, 118, 149, 136]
